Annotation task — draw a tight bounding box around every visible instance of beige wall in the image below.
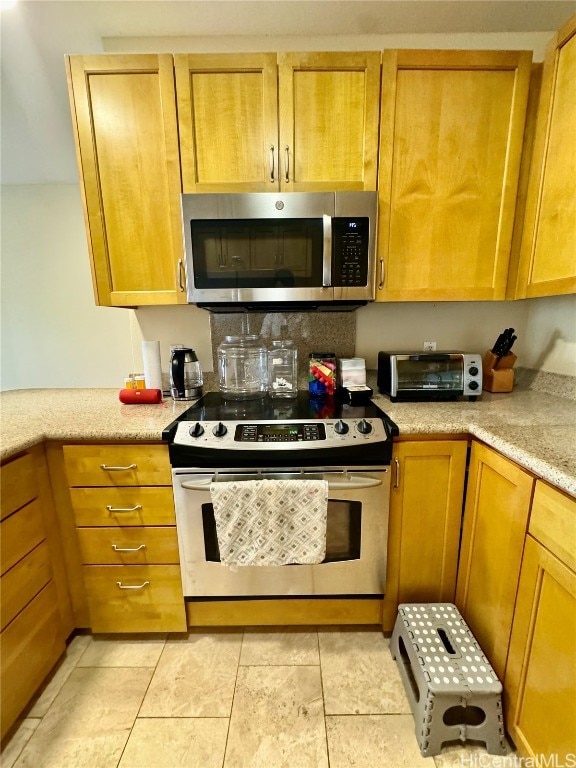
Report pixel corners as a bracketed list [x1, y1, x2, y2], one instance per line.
[1, 183, 574, 391]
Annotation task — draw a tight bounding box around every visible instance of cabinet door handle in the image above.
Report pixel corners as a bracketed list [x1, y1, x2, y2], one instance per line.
[112, 544, 146, 553]
[177, 259, 186, 292]
[378, 258, 385, 290]
[284, 145, 290, 182]
[393, 456, 400, 489]
[106, 504, 142, 513]
[100, 464, 137, 471]
[116, 581, 150, 590]
[269, 145, 275, 183]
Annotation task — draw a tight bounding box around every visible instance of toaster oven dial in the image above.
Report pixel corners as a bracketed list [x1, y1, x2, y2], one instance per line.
[468, 380, 480, 391]
[469, 366, 479, 376]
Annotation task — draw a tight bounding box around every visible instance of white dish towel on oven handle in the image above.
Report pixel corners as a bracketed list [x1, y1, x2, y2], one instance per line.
[209, 478, 328, 566]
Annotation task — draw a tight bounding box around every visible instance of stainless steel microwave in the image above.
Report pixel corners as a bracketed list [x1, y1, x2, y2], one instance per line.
[180, 191, 378, 311]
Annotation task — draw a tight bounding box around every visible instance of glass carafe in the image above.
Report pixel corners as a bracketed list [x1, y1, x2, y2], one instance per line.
[217, 335, 267, 400]
[268, 340, 298, 398]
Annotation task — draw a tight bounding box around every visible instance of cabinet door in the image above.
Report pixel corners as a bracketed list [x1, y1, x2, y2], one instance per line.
[376, 50, 531, 301]
[517, 15, 576, 297]
[175, 54, 278, 192]
[382, 440, 467, 631]
[278, 52, 381, 191]
[456, 441, 534, 680]
[505, 535, 576, 760]
[66, 55, 186, 306]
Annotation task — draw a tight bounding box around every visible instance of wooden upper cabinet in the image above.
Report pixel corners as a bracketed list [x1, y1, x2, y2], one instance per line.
[175, 54, 278, 192]
[66, 55, 186, 306]
[516, 15, 576, 298]
[175, 52, 381, 193]
[376, 50, 532, 301]
[278, 52, 381, 191]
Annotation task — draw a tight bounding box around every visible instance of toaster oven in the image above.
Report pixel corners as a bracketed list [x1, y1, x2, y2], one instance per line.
[377, 352, 482, 401]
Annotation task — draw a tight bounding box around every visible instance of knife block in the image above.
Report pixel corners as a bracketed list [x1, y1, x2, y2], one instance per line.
[482, 351, 517, 393]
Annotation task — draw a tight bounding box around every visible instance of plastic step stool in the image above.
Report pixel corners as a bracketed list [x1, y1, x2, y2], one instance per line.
[390, 603, 507, 757]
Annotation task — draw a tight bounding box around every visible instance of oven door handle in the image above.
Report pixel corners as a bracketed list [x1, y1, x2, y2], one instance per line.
[179, 473, 384, 492]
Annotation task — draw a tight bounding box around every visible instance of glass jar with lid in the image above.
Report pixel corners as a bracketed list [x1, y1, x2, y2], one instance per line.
[268, 340, 298, 398]
[217, 335, 267, 400]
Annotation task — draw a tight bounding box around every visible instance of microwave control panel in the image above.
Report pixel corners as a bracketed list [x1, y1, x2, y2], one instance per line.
[332, 217, 370, 287]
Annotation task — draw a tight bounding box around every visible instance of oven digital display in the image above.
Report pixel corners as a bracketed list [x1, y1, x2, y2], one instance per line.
[235, 423, 326, 442]
[261, 425, 299, 437]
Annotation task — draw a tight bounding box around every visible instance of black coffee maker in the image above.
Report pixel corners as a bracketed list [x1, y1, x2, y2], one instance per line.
[169, 345, 203, 400]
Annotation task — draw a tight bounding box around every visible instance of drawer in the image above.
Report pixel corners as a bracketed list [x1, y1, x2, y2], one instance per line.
[0, 581, 66, 740]
[77, 527, 180, 565]
[1, 541, 52, 631]
[70, 487, 176, 526]
[83, 565, 186, 633]
[63, 444, 171, 487]
[0, 453, 37, 521]
[0, 499, 46, 576]
[529, 481, 576, 572]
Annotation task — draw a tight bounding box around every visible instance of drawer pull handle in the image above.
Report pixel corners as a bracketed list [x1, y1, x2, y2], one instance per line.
[116, 581, 150, 590]
[112, 544, 147, 553]
[100, 463, 137, 471]
[106, 504, 142, 513]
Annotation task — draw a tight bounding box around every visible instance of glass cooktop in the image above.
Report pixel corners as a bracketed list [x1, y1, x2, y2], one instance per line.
[163, 391, 396, 439]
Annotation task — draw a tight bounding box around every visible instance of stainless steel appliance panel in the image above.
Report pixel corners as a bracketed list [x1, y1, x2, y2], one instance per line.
[181, 191, 377, 308]
[172, 467, 390, 597]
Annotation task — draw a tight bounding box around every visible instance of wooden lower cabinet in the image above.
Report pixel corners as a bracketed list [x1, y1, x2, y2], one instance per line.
[0, 583, 66, 739]
[83, 565, 186, 633]
[62, 443, 187, 634]
[383, 439, 468, 631]
[0, 448, 71, 739]
[456, 442, 534, 680]
[504, 482, 576, 761]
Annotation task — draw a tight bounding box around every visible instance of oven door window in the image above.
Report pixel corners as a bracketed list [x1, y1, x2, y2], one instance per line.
[201, 499, 361, 564]
[190, 219, 324, 289]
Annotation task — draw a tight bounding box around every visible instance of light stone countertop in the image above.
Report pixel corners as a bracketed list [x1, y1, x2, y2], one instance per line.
[1, 386, 575, 497]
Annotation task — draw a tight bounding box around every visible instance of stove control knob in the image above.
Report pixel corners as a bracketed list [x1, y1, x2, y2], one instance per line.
[334, 419, 349, 435]
[212, 422, 228, 438]
[357, 419, 372, 435]
[189, 422, 204, 438]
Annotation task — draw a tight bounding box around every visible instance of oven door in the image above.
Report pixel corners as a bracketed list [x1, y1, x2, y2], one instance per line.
[172, 467, 390, 598]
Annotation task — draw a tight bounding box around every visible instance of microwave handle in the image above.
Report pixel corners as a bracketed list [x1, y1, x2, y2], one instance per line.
[322, 215, 332, 287]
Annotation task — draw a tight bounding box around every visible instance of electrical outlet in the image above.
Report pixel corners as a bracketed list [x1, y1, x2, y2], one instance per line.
[423, 341, 437, 352]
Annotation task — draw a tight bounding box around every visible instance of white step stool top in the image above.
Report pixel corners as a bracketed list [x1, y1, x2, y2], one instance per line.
[398, 603, 502, 695]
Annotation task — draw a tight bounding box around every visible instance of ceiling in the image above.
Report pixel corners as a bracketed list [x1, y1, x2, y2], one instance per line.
[1, 0, 575, 185]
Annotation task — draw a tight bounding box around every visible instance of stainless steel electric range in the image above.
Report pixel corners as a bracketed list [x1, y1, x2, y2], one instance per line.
[163, 392, 398, 599]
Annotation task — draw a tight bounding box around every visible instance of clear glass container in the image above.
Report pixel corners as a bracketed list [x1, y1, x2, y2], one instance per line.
[268, 340, 298, 399]
[217, 335, 267, 400]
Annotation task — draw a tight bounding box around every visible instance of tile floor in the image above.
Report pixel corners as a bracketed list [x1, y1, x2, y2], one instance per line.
[1, 628, 516, 768]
